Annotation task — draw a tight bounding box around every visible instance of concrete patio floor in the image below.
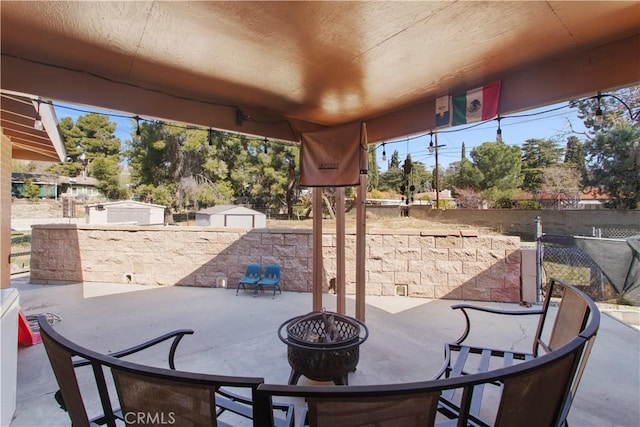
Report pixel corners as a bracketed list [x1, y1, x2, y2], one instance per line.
[8, 274, 640, 427]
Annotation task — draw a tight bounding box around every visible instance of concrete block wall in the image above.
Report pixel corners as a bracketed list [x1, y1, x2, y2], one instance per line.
[30, 224, 521, 302]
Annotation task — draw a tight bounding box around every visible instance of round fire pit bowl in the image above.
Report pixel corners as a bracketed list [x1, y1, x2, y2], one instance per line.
[278, 310, 368, 385]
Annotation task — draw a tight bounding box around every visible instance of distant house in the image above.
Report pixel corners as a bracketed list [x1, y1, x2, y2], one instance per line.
[512, 189, 607, 210]
[11, 172, 102, 200]
[85, 200, 166, 225]
[195, 205, 266, 228]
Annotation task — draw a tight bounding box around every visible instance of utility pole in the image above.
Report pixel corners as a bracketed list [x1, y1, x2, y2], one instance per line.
[429, 132, 445, 209]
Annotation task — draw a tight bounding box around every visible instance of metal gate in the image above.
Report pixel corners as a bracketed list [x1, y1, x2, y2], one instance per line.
[10, 231, 31, 274]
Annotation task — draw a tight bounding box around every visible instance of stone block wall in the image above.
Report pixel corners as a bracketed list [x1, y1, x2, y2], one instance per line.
[30, 224, 521, 302]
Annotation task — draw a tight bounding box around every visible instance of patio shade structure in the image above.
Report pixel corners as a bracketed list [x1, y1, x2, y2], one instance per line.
[1, 1, 639, 314]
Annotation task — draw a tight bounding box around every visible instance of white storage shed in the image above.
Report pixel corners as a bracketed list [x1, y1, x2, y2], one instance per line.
[195, 205, 266, 228]
[85, 201, 166, 225]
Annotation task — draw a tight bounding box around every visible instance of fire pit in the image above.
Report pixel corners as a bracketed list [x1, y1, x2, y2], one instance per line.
[278, 310, 368, 385]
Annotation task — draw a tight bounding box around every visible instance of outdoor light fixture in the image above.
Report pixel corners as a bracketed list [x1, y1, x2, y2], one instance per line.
[594, 92, 604, 126]
[428, 132, 434, 153]
[263, 137, 268, 154]
[134, 116, 142, 143]
[208, 128, 214, 146]
[33, 100, 43, 131]
[381, 143, 387, 162]
[592, 91, 639, 126]
[496, 116, 503, 142]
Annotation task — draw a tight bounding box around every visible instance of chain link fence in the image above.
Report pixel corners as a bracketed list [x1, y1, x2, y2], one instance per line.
[541, 227, 640, 302]
[10, 231, 31, 275]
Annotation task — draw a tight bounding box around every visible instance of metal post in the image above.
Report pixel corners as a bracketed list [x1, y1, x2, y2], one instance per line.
[535, 216, 543, 303]
[312, 188, 323, 312]
[435, 132, 440, 209]
[336, 187, 346, 315]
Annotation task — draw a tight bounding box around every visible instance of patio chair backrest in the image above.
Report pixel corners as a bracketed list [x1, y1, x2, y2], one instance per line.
[245, 263, 262, 280]
[533, 278, 595, 356]
[38, 315, 268, 427]
[111, 367, 219, 426]
[495, 338, 585, 426]
[255, 333, 589, 427]
[39, 316, 119, 427]
[263, 264, 280, 280]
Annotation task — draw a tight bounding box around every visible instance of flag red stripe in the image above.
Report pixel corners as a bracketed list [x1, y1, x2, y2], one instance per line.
[481, 81, 501, 120]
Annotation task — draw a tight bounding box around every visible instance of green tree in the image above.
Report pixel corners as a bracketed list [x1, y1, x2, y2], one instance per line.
[470, 141, 523, 192]
[388, 150, 400, 169]
[378, 168, 404, 193]
[450, 158, 483, 191]
[24, 178, 40, 200]
[48, 113, 126, 199]
[521, 138, 564, 191]
[367, 145, 379, 190]
[564, 136, 586, 171]
[583, 122, 640, 209]
[126, 121, 301, 215]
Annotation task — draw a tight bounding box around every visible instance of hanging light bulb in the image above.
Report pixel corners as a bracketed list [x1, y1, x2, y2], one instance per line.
[428, 132, 434, 153]
[135, 116, 141, 143]
[208, 128, 214, 146]
[33, 100, 43, 131]
[594, 92, 603, 126]
[496, 116, 503, 142]
[381, 143, 387, 161]
[263, 137, 268, 154]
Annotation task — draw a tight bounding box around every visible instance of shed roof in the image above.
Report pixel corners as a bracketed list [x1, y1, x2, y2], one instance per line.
[197, 205, 265, 216]
[86, 200, 166, 209]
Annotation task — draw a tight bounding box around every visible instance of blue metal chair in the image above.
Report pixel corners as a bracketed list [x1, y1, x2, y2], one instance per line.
[236, 263, 262, 295]
[257, 264, 282, 298]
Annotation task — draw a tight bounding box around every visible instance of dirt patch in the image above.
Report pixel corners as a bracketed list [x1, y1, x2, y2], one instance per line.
[267, 210, 500, 234]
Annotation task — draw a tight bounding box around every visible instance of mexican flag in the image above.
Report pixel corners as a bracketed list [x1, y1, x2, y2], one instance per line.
[451, 81, 501, 125]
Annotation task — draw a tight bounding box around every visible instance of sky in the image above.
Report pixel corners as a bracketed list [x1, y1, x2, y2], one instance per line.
[53, 100, 588, 172]
[375, 102, 588, 172]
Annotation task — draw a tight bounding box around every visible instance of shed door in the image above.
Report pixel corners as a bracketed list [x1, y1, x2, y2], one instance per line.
[108, 208, 150, 224]
[225, 215, 254, 228]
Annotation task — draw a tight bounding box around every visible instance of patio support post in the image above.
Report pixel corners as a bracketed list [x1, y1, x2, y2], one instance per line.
[355, 122, 368, 321]
[312, 187, 323, 312]
[336, 187, 346, 314]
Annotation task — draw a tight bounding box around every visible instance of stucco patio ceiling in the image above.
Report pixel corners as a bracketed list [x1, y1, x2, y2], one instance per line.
[1, 1, 639, 146]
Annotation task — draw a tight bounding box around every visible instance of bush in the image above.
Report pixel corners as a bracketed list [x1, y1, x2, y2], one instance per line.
[517, 201, 543, 210]
[494, 197, 516, 209]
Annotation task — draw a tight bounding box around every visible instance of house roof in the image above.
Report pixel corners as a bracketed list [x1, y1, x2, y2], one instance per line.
[1, 1, 638, 147]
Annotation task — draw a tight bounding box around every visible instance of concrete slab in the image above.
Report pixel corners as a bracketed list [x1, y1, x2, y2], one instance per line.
[8, 276, 640, 427]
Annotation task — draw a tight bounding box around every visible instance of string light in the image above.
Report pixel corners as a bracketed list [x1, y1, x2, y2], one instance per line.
[591, 90, 639, 125]
[33, 99, 43, 130]
[30, 90, 636, 163]
[135, 115, 141, 143]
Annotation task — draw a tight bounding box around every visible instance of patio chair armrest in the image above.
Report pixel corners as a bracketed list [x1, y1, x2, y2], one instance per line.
[72, 329, 194, 370]
[451, 304, 544, 345]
